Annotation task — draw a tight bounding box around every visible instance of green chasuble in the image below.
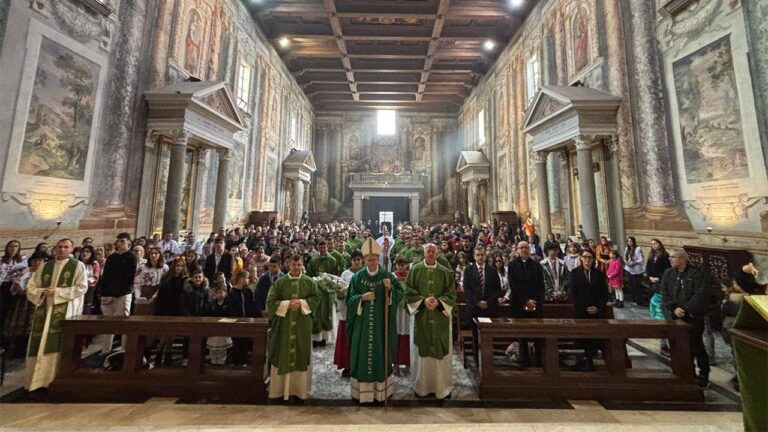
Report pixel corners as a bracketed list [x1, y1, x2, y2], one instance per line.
[391, 239, 405, 257]
[436, 255, 452, 271]
[346, 267, 404, 382]
[306, 254, 339, 277]
[331, 251, 350, 275]
[404, 247, 425, 264]
[346, 238, 363, 255]
[405, 261, 457, 359]
[307, 254, 338, 334]
[267, 274, 319, 375]
[28, 258, 78, 357]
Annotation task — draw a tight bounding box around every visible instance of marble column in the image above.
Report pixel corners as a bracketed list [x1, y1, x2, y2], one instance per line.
[468, 180, 480, 226]
[293, 178, 305, 223]
[190, 148, 210, 236]
[94, 0, 148, 211]
[534, 151, 551, 238]
[559, 151, 573, 235]
[162, 132, 189, 237]
[575, 136, 600, 241]
[353, 195, 363, 222]
[607, 136, 626, 250]
[304, 180, 311, 214]
[212, 149, 230, 231]
[431, 128, 443, 215]
[626, 0, 677, 208]
[331, 127, 343, 204]
[410, 195, 421, 223]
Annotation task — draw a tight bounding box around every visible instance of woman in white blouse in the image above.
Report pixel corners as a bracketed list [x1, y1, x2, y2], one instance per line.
[134, 247, 168, 301]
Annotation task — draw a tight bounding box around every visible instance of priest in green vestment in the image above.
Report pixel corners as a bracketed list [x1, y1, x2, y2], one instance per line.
[306, 241, 338, 346]
[345, 230, 364, 255]
[405, 243, 457, 399]
[25, 238, 88, 391]
[267, 254, 320, 401]
[331, 241, 351, 275]
[346, 238, 404, 403]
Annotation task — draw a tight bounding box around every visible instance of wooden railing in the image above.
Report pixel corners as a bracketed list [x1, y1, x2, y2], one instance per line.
[476, 318, 703, 402]
[50, 315, 269, 403]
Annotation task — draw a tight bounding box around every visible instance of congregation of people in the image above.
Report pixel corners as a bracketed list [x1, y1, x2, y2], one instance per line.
[1, 217, 765, 401]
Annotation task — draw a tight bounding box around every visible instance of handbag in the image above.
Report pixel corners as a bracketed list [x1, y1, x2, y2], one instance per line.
[720, 293, 744, 318]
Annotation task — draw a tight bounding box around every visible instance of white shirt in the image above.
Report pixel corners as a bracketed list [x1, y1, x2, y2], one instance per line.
[158, 239, 179, 258]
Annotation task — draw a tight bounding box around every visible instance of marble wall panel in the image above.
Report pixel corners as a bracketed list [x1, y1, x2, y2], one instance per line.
[0, 0, 313, 243]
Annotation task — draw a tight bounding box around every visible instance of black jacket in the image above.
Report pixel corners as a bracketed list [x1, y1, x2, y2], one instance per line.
[463, 263, 502, 319]
[179, 279, 209, 317]
[227, 286, 257, 318]
[204, 252, 233, 284]
[645, 253, 671, 279]
[155, 275, 186, 317]
[207, 299, 230, 317]
[660, 265, 708, 319]
[569, 267, 610, 319]
[254, 271, 283, 317]
[507, 258, 545, 317]
[97, 251, 137, 298]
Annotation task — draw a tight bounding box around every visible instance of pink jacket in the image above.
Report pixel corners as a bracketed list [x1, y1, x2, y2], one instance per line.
[606, 259, 624, 289]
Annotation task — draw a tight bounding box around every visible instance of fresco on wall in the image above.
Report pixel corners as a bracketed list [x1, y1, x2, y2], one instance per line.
[263, 155, 277, 203]
[183, 8, 204, 76]
[228, 142, 245, 200]
[498, 153, 509, 205]
[673, 35, 748, 184]
[19, 37, 100, 180]
[572, 10, 589, 73]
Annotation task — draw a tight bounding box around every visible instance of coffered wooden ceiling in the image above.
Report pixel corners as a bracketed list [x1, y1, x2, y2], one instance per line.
[246, 0, 537, 113]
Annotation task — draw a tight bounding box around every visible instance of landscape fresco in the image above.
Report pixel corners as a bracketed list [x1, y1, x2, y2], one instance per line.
[673, 35, 748, 184]
[19, 37, 100, 180]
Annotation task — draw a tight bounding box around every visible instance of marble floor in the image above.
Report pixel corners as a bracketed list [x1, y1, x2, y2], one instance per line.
[0, 304, 745, 431]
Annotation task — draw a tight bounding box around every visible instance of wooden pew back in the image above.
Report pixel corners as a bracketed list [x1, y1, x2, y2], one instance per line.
[476, 317, 703, 402]
[50, 315, 269, 403]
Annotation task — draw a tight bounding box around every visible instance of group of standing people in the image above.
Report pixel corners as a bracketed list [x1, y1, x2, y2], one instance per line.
[2, 217, 764, 398]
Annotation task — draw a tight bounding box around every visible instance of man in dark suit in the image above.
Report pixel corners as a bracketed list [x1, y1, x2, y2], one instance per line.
[661, 247, 710, 387]
[507, 241, 545, 368]
[569, 249, 610, 370]
[463, 246, 502, 364]
[204, 237, 232, 284]
[541, 243, 570, 302]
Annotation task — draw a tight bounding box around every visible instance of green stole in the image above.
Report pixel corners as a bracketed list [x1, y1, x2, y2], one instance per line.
[28, 258, 77, 357]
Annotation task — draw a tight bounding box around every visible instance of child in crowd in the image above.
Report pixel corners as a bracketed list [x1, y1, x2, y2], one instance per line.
[211, 272, 232, 301]
[206, 285, 232, 365]
[606, 250, 625, 308]
[335, 250, 364, 376]
[228, 270, 256, 366]
[393, 255, 411, 375]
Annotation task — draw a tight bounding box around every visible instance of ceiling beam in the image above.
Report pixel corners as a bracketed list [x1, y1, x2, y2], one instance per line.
[418, 0, 451, 102]
[273, 34, 495, 42]
[322, 0, 358, 101]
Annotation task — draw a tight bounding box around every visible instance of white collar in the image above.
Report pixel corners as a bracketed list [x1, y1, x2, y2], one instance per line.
[288, 272, 302, 280]
[366, 265, 380, 276]
[424, 261, 437, 269]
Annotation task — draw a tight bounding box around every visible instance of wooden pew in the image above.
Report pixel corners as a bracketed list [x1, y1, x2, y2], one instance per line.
[50, 315, 269, 403]
[476, 318, 702, 402]
[455, 302, 615, 368]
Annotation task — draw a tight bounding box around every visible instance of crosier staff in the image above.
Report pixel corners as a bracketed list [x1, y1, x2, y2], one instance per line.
[382, 276, 391, 409]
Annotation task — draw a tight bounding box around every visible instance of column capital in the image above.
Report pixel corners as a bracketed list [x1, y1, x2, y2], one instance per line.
[608, 135, 620, 154]
[574, 134, 593, 150]
[197, 147, 210, 165]
[170, 129, 190, 145]
[144, 130, 159, 149]
[217, 148, 231, 160]
[558, 150, 569, 162]
[533, 151, 548, 164]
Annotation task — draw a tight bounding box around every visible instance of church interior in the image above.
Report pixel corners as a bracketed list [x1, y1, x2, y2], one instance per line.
[1, 0, 768, 430]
